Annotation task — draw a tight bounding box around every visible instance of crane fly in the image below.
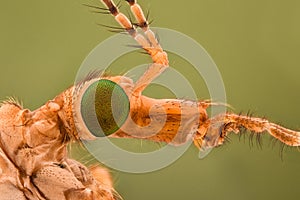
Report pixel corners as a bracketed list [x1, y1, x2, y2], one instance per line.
[0, 0, 299, 199]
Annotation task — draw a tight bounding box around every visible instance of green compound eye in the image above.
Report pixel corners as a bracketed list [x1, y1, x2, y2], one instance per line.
[80, 79, 130, 137]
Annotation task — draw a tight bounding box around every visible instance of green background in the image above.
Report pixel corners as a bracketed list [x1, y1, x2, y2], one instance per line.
[1, 0, 300, 199]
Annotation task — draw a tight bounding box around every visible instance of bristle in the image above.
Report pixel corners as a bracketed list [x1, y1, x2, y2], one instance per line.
[1, 96, 23, 108]
[279, 142, 286, 161]
[256, 133, 263, 149]
[76, 70, 103, 89]
[97, 23, 127, 33]
[82, 3, 108, 10]
[249, 131, 255, 148]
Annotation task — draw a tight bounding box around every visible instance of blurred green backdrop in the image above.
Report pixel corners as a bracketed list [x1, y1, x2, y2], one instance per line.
[1, 0, 300, 199]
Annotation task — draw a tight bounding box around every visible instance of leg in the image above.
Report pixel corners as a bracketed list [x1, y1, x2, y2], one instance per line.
[194, 113, 300, 149]
[100, 0, 169, 96]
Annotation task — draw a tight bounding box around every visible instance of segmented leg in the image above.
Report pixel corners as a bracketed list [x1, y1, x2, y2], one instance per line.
[101, 0, 169, 96]
[194, 113, 300, 149]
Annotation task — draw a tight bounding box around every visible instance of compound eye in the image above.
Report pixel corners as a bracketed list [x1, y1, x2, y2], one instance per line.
[80, 79, 130, 137]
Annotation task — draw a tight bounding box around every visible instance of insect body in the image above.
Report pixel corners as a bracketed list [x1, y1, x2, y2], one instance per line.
[0, 0, 299, 199]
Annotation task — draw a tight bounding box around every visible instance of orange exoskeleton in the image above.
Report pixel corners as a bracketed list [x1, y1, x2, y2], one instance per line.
[0, 0, 299, 199]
